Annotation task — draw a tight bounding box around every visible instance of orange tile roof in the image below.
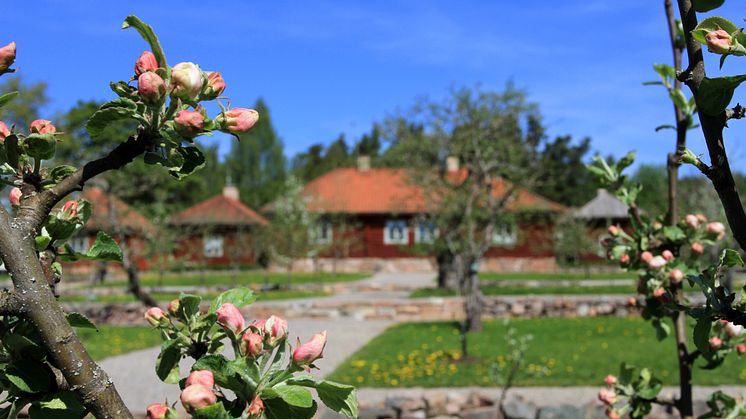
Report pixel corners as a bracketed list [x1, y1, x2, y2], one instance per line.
[82, 187, 157, 235]
[302, 167, 564, 214]
[170, 194, 268, 227]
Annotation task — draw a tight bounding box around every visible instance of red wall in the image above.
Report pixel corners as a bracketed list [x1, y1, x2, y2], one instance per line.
[173, 229, 258, 267]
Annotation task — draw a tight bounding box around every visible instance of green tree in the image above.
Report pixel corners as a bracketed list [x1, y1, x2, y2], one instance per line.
[534, 136, 595, 207]
[632, 164, 668, 217]
[0, 76, 48, 128]
[225, 98, 286, 208]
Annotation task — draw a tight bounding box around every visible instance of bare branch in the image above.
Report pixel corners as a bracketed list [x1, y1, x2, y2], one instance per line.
[725, 104, 746, 123]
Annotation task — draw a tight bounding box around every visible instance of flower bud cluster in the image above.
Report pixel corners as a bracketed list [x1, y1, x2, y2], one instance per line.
[597, 374, 619, 419]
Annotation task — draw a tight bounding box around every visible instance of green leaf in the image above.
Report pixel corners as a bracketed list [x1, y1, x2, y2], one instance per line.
[694, 0, 725, 12]
[264, 384, 313, 408]
[122, 16, 168, 68]
[192, 355, 259, 398]
[694, 317, 713, 357]
[24, 133, 57, 160]
[315, 381, 358, 418]
[615, 151, 636, 173]
[697, 75, 746, 116]
[655, 124, 676, 132]
[35, 234, 52, 252]
[663, 226, 686, 241]
[85, 231, 123, 261]
[65, 312, 98, 330]
[695, 16, 739, 35]
[179, 293, 202, 318]
[719, 249, 745, 268]
[264, 397, 317, 419]
[209, 288, 256, 313]
[0, 91, 19, 109]
[86, 106, 138, 138]
[670, 89, 689, 113]
[28, 391, 87, 419]
[6, 359, 54, 393]
[169, 146, 206, 179]
[48, 165, 77, 183]
[110, 81, 137, 98]
[190, 403, 233, 419]
[4, 134, 21, 170]
[156, 339, 182, 383]
[3, 333, 46, 361]
[651, 318, 670, 341]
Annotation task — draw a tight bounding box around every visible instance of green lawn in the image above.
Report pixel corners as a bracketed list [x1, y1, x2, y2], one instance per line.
[411, 284, 640, 298]
[479, 272, 632, 281]
[328, 317, 746, 387]
[77, 326, 161, 360]
[93, 272, 369, 288]
[60, 289, 329, 304]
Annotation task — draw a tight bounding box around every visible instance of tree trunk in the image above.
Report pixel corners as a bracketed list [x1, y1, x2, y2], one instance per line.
[463, 268, 483, 332]
[122, 237, 158, 307]
[437, 251, 460, 289]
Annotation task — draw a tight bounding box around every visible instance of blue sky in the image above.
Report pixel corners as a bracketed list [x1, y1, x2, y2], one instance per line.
[3, 1, 746, 172]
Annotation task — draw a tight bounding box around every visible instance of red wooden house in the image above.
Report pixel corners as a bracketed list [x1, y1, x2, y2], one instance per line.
[64, 187, 156, 275]
[296, 158, 566, 272]
[169, 186, 268, 268]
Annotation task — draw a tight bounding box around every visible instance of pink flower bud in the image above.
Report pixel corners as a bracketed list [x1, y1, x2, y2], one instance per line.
[293, 330, 327, 367]
[653, 288, 666, 299]
[180, 384, 217, 412]
[607, 225, 619, 236]
[8, 187, 21, 207]
[138, 72, 167, 106]
[186, 370, 214, 388]
[216, 303, 245, 334]
[705, 29, 733, 54]
[171, 62, 203, 101]
[217, 108, 259, 134]
[264, 315, 288, 347]
[167, 299, 180, 316]
[669, 269, 684, 283]
[174, 110, 205, 138]
[605, 409, 620, 419]
[737, 344, 746, 355]
[0, 121, 9, 142]
[627, 297, 637, 307]
[60, 200, 78, 219]
[640, 251, 653, 264]
[725, 322, 744, 337]
[29, 119, 56, 135]
[697, 214, 708, 223]
[202, 72, 226, 100]
[146, 403, 170, 419]
[619, 254, 630, 265]
[706, 222, 725, 235]
[647, 256, 667, 270]
[250, 319, 267, 334]
[144, 307, 167, 327]
[135, 51, 158, 76]
[604, 374, 617, 386]
[685, 214, 699, 229]
[0, 42, 16, 72]
[597, 388, 616, 405]
[661, 250, 674, 262]
[241, 331, 264, 357]
[246, 395, 265, 418]
[691, 243, 704, 255]
[709, 336, 723, 349]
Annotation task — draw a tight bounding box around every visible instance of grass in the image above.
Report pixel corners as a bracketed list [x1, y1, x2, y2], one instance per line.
[93, 272, 369, 288]
[411, 284, 640, 298]
[60, 289, 329, 304]
[77, 326, 161, 360]
[479, 272, 632, 281]
[328, 317, 746, 387]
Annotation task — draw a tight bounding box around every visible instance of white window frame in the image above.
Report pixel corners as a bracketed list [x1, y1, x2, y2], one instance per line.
[203, 234, 224, 258]
[313, 220, 333, 245]
[69, 234, 89, 253]
[384, 219, 409, 245]
[492, 223, 517, 247]
[414, 220, 439, 244]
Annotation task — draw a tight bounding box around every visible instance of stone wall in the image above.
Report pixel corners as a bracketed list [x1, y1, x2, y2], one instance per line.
[271, 257, 564, 274]
[64, 295, 661, 325]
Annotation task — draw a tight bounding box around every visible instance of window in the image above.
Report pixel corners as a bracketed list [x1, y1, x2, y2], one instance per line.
[203, 234, 224, 258]
[313, 220, 333, 244]
[384, 220, 409, 245]
[492, 223, 517, 246]
[69, 235, 89, 253]
[414, 220, 438, 244]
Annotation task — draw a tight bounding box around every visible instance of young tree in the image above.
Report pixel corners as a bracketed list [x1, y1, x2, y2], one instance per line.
[393, 86, 545, 332]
